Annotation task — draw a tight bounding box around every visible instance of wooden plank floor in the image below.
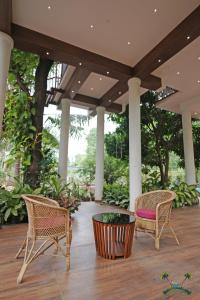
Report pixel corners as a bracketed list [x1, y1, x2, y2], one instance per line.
[1, 202, 200, 300]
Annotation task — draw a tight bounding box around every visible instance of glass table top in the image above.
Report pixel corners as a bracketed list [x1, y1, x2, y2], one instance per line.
[92, 212, 135, 224]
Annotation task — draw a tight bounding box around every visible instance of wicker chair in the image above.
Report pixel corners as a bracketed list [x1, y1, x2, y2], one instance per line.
[16, 194, 72, 284]
[135, 190, 179, 250]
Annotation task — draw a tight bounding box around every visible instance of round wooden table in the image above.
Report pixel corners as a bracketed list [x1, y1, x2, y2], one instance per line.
[92, 212, 135, 259]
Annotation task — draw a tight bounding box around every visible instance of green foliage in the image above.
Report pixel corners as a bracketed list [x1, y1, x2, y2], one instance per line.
[103, 183, 129, 209]
[46, 114, 90, 139]
[142, 166, 161, 192]
[171, 182, 199, 208]
[104, 155, 128, 185]
[3, 50, 39, 169]
[41, 176, 81, 214]
[0, 181, 41, 223]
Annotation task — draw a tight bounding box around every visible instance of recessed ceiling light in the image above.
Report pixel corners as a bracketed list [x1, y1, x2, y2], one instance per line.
[46, 51, 50, 55]
[118, 91, 122, 95]
[153, 8, 158, 13]
[198, 80, 200, 84]
[78, 80, 81, 84]
[158, 59, 162, 63]
[99, 77, 102, 81]
[48, 5, 51, 10]
[186, 35, 190, 40]
[128, 41, 131, 45]
[90, 24, 94, 30]
[78, 62, 82, 66]
[90, 87, 94, 91]
[198, 56, 200, 61]
[176, 71, 180, 75]
[72, 90, 75, 93]
[108, 99, 112, 103]
[140, 103, 143, 106]
[106, 71, 110, 75]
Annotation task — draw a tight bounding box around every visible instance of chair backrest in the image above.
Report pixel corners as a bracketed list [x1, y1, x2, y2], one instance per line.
[21, 194, 66, 238]
[135, 190, 176, 211]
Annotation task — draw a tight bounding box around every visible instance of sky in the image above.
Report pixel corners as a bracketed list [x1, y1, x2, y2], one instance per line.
[44, 104, 117, 162]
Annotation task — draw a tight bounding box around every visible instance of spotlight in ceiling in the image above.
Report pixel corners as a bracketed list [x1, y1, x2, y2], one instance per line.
[78, 80, 81, 84]
[128, 41, 131, 45]
[79, 62, 82, 66]
[72, 90, 75, 93]
[153, 8, 158, 13]
[198, 80, 200, 84]
[118, 91, 122, 95]
[90, 87, 94, 91]
[99, 77, 102, 81]
[108, 99, 112, 103]
[176, 71, 180, 75]
[90, 24, 94, 30]
[106, 71, 110, 75]
[46, 51, 50, 55]
[186, 35, 190, 40]
[48, 5, 51, 10]
[158, 59, 162, 63]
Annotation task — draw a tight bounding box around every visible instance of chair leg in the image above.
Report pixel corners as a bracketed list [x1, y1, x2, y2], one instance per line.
[169, 224, 180, 245]
[155, 237, 160, 250]
[134, 227, 138, 239]
[15, 238, 27, 259]
[17, 238, 35, 284]
[66, 231, 70, 271]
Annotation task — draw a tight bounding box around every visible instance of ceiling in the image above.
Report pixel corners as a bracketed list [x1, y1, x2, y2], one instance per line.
[12, 0, 200, 114]
[155, 37, 200, 116]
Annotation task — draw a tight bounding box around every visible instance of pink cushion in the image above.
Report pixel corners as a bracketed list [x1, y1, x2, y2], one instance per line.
[136, 208, 156, 220]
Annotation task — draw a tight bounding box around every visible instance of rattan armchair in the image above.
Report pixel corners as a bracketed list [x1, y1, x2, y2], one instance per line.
[16, 194, 72, 284]
[135, 190, 179, 250]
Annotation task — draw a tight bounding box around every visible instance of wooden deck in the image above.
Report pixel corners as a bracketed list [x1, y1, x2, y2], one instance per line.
[1, 202, 200, 300]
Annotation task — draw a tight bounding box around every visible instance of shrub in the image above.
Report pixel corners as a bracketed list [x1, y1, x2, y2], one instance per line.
[171, 182, 200, 208]
[41, 176, 81, 214]
[142, 167, 162, 192]
[103, 183, 129, 209]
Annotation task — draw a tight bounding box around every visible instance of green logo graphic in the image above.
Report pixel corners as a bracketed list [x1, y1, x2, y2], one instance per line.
[161, 272, 192, 296]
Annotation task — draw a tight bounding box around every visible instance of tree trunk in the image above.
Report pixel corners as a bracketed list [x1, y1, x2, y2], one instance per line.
[163, 152, 169, 187]
[24, 58, 53, 188]
[159, 163, 165, 187]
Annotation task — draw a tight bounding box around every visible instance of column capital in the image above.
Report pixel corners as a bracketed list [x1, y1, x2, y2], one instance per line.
[128, 77, 141, 88]
[96, 106, 105, 113]
[0, 31, 13, 48]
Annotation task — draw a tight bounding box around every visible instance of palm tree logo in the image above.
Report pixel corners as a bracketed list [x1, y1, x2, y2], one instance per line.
[161, 272, 192, 296]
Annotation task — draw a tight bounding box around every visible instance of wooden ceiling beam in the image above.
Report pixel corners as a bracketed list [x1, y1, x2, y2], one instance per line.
[63, 67, 91, 99]
[11, 23, 160, 90]
[132, 5, 200, 79]
[0, 0, 12, 35]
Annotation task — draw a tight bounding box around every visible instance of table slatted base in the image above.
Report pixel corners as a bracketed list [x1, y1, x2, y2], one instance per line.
[93, 220, 135, 259]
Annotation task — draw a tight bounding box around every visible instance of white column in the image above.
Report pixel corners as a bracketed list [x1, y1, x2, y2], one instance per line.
[182, 111, 196, 184]
[95, 106, 105, 200]
[58, 99, 71, 182]
[128, 77, 142, 211]
[0, 31, 13, 136]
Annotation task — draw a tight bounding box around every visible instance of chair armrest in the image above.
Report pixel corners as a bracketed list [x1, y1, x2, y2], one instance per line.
[156, 199, 173, 219]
